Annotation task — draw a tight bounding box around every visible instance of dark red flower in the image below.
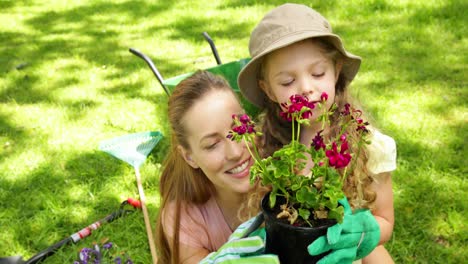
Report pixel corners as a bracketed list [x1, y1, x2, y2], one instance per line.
[341, 103, 351, 116]
[357, 121, 370, 133]
[350, 108, 369, 133]
[233, 124, 247, 135]
[311, 130, 326, 150]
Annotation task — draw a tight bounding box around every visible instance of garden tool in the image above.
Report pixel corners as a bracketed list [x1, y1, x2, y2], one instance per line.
[0, 198, 141, 264]
[99, 131, 163, 264]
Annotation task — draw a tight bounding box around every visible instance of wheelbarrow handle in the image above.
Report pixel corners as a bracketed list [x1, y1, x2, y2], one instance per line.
[129, 48, 170, 96]
[202, 32, 222, 65]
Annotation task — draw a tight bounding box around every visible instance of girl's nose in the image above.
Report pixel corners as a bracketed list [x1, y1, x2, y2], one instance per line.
[298, 76, 315, 97]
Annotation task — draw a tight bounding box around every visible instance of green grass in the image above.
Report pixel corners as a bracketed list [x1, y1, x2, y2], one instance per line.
[0, 0, 466, 263]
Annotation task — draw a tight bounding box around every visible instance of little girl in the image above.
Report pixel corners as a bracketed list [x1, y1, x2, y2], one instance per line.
[238, 4, 397, 263]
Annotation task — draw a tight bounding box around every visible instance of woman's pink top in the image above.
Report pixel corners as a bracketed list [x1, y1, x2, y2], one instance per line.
[162, 196, 232, 252]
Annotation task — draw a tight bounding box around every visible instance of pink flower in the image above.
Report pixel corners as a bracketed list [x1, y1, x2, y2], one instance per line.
[227, 114, 256, 139]
[340, 134, 347, 142]
[280, 94, 316, 122]
[320, 92, 328, 101]
[325, 141, 352, 169]
[239, 114, 251, 124]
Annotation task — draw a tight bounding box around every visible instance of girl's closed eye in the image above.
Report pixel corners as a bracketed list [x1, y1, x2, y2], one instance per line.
[280, 78, 295, 87]
[312, 72, 325, 78]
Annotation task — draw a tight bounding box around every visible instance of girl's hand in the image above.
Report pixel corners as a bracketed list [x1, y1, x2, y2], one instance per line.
[307, 197, 380, 263]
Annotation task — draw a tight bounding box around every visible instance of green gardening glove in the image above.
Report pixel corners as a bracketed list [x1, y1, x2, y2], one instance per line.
[199, 215, 279, 264]
[307, 197, 380, 264]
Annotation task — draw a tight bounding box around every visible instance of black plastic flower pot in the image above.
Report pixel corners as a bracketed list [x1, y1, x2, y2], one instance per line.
[261, 194, 336, 264]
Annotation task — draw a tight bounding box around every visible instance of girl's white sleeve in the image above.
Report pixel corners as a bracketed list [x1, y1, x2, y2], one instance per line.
[366, 129, 397, 175]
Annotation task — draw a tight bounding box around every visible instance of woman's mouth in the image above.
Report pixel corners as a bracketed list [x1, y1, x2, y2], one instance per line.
[227, 159, 250, 174]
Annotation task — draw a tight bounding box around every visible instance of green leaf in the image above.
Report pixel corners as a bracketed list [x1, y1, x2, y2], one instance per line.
[269, 191, 277, 208]
[299, 208, 311, 221]
[328, 206, 344, 223]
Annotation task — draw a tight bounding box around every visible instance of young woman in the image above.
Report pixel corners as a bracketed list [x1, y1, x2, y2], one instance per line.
[155, 70, 278, 264]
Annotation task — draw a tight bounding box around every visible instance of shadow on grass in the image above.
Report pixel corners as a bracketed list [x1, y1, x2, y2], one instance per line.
[0, 113, 29, 162]
[0, 0, 179, 98]
[390, 133, 467, 262]
[164, 15, 251, 43]
[0, 150, 128, 253]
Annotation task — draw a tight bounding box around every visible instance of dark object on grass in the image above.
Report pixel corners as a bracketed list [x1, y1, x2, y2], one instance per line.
[0, 198, 141, 264]
[15, 63, 29, 70]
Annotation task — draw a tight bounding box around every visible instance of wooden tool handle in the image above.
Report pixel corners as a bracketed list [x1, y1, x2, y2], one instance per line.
[135, 167, 158, 264]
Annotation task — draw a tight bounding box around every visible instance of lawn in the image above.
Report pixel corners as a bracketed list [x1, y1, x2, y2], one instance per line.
[0, 0, 466, 263]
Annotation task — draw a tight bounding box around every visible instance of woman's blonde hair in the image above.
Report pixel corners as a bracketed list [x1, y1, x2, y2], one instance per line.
[155, 70, 237, 264]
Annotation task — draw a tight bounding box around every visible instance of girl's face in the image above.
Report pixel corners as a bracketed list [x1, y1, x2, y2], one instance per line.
[180, 89, 252, 196]
[260, 40, 341, 121]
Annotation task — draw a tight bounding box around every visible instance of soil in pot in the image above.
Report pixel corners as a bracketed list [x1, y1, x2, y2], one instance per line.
[261, 194, 336, 264]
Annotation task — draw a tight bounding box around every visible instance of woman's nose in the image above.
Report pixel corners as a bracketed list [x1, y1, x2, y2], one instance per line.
[225, 140, 244, 160]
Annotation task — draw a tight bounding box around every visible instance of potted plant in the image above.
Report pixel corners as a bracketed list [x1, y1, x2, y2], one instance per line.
[227, 93, 370, 263]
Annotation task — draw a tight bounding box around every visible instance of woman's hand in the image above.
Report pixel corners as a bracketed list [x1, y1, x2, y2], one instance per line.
[199, 216, 279, 264]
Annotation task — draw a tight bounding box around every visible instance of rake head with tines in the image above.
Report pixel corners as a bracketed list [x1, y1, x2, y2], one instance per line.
[99, 131, 163, 264]
[99, 131, 163, 169]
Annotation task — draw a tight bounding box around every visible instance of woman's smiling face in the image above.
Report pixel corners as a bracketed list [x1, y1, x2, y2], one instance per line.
[180, 89, 252, 195]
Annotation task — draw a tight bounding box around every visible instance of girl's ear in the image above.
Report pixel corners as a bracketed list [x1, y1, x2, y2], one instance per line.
[259, 80, 277, 103]
[177, 145, 199, 169]
[335, 60, 343, 81]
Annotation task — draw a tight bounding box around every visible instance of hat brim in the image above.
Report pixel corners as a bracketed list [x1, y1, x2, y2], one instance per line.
[238, 31, 361, 108]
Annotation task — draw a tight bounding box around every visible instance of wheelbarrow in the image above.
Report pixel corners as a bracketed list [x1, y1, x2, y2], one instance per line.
[129, 32, 259, 117]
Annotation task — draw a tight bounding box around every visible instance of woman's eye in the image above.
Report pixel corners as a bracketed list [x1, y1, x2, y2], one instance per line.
[204, 142, 218, 150]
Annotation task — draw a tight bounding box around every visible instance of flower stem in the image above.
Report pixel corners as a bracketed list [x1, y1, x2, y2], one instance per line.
[243, 137, 258, 163]
[291, 118, 296, 174]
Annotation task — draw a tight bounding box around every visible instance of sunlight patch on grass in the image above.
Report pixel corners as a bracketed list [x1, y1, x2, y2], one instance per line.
[0, 13, 34, 34]
[3, 149, 47, 179]
[430, 209, 465, 246]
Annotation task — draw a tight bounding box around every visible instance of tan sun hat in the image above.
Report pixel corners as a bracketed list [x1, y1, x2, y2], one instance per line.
[238, 3, 362, 108]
